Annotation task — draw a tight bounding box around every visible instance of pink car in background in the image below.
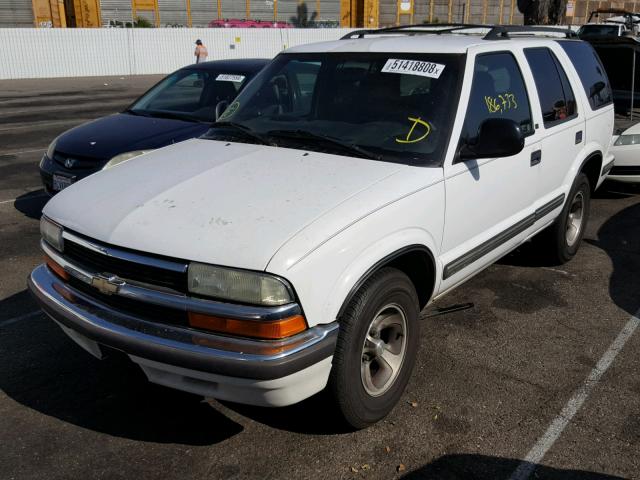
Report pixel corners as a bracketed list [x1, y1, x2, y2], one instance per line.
[208, 19, 293, 28]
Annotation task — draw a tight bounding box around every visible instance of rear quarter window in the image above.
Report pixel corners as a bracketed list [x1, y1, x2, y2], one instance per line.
[524, 47, 577, 127]
[557, 40, 613, 110]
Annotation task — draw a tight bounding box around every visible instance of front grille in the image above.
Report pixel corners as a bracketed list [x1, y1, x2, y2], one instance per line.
[63, 237, 189, 293]
[610, 166, 640, 175]
[68, 276, 188, 327]
[53, 151, 103, 171]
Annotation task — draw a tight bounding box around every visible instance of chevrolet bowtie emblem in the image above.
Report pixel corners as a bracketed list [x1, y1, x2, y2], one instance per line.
[91, 275, 123, 295]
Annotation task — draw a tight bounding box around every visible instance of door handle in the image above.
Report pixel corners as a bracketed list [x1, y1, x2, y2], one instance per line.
[530, 150, 542, 166]
[575, 130, 583, 144]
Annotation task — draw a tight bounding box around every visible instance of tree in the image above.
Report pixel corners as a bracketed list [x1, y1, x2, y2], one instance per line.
[290, 2, 318, 28]
[518, 0, 567, 25]
[133, 16, 154, 28]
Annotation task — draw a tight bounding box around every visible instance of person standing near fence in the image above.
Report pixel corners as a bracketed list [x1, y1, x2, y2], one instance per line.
[194, 39, 208, 64]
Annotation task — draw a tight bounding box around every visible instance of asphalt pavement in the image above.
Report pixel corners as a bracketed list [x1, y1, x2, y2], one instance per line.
[0, 75, 639, 480]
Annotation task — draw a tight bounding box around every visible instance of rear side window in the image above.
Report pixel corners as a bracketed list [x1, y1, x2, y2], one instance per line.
[558, 40, 613, 110]
[460, 52, 534, 145]
[524, 48, 577, 127]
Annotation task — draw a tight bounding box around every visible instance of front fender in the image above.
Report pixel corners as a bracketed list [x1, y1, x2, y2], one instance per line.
[267, 182, 445, 327]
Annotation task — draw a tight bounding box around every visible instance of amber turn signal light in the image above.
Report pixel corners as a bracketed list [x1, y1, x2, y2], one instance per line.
[188, 312, 307, 340]
[45, 254, 69, 281]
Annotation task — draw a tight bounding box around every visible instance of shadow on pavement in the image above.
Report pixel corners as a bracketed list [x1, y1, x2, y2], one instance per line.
[402, 454, 624, 479]
[0, 289, 39, 321]
[1, 290, 243, 445]
[14, 189, 49, 219]
[593, 180, 640, 200]
[499, 183, 640, 308]
[584, 200, 640, 316]
[220, 390, 353, 435]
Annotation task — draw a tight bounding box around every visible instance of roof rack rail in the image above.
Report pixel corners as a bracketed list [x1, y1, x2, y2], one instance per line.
[341, 23, 489, 40]
[483, 25, 577, 40]
[340, 23, 577, 41]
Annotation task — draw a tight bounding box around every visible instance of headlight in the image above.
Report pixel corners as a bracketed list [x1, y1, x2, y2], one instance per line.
[614, 134, 640, 146]
[103, 150, 152, 170]
[40, 216, 64, 252]
[46, 136, 59, 159]
[188, 263, 294, 306]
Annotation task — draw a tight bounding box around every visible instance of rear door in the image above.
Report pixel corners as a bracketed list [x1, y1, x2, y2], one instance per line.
[523, 46, 584, 214]
[558, 40, 615, 182]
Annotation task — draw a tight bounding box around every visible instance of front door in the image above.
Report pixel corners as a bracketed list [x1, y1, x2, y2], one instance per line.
[439, 51, 540, 293]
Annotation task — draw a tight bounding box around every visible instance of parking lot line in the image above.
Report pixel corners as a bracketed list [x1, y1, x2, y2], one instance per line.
[508, 310, 640, 480]
[1, 147, 46, 157]
[0, 190, 47, 205]
[0, 119, 88, 132]
[0, 310, 43, 327]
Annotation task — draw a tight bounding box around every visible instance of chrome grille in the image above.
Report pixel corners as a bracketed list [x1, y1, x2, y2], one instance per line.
[62, 233, 189, 293]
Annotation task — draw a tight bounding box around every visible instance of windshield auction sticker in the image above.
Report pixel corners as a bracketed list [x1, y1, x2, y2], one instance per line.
[216, 74, 246, 82]
[381, 59, 445, 79]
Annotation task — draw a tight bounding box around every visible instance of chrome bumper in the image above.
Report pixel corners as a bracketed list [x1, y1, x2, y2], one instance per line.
[28, 264, 338, 380]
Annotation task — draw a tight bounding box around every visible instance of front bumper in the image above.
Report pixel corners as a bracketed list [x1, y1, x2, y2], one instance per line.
[39, 154, 102, 195]
[28, 264, 338, 406]
[607, 166, 640, 184]
[607, 144, 640, 184]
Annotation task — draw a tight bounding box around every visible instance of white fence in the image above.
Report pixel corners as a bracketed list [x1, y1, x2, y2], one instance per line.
[0, 28, 355, 80]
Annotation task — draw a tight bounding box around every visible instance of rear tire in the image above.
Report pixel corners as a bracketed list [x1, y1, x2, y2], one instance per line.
[540, 172, 590, 264]
[328, 267, 420, 429]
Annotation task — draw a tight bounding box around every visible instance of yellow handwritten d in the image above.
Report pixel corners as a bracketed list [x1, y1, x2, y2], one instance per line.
[395, 117, 431, 144]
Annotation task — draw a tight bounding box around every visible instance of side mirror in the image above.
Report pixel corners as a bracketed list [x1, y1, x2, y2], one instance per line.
[215, 100, 229, 120]
[458, 118, 525, 161]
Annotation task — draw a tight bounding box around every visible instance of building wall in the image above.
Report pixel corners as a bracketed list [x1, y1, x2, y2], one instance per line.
[367, 0, 524, 26]
[190, 0, 215, 27]
[8, 0, 640, 28]
[157, 0, 188, 26]
[99, 0, 131, 25]
[0, 0, 35, 27]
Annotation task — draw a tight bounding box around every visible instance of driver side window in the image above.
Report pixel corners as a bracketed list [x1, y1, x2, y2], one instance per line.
[461, 53, 534, 145]
[146, 72, 208, 111]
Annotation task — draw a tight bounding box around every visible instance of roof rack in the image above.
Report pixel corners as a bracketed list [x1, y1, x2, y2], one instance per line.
[483, 25, 577, 39]
[340, 23, 577, 41]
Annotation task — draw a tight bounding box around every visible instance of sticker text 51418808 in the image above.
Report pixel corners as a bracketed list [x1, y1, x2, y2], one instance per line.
[381, 59, 446, 79]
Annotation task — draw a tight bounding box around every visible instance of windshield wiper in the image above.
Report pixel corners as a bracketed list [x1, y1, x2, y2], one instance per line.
[123, 108, 152, 117]
[210, 121, 274, 146]
[266, 129, 381, 160]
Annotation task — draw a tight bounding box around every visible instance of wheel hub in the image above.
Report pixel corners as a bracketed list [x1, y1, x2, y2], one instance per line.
[360, 304, 407, 397]
[566, 190, 585, 247]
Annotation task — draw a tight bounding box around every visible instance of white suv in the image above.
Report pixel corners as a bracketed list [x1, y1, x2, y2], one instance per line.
[30, 25, 614, 428]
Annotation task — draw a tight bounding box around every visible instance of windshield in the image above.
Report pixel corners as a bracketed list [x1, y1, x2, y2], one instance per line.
[204, 53, 464, 166]
[578, 24, 620, 37]
[128, 69, 250, 122]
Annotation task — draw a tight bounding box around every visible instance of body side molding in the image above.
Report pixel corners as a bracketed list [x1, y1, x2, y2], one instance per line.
[443, 194, 565, 279]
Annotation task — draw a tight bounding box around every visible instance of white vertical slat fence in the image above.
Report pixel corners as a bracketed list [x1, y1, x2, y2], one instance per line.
[0, 28, 354, 80]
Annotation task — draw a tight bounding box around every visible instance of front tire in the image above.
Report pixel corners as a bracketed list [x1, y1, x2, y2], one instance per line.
[542, 172, 591, 264]
[328, 267, 420, 429]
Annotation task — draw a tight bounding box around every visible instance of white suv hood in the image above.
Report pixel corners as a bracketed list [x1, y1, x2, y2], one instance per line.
[44, 139, 404, 270]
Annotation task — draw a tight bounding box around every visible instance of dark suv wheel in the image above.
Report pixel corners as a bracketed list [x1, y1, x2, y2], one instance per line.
[328, 267, 420, 429]
[541, 172, 591, 264]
